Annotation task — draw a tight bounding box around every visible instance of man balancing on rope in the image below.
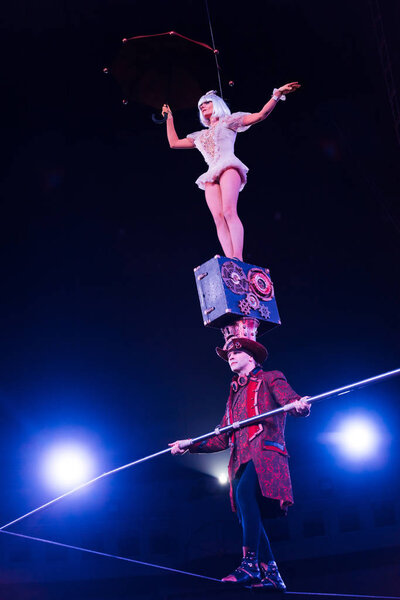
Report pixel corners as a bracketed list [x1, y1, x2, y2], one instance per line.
[169, 336, 310, 590]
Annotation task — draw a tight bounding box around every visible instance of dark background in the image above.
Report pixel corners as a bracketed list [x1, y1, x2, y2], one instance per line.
[0, 1, 399, 598]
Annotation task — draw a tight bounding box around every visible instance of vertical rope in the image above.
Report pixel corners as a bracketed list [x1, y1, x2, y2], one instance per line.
[204, 0, 223, 99]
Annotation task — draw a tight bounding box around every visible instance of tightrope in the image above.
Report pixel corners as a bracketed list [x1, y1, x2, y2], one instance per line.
[287, 593, 400, 599]
[0, 530, 399, 599]
[0, 529, 221, 583]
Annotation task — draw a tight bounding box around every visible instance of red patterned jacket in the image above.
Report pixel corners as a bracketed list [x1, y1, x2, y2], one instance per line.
[190, 368, 309, 512]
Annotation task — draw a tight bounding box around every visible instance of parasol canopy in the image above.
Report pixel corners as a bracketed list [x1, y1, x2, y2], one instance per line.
[104, 31, 222, 117]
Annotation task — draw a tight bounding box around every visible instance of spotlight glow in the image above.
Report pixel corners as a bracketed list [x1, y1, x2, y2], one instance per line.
[339, 418, 379, 459]
[43, 443, 95, 491]
[320, 414, 383, 463]
[218, 471, 229, 485]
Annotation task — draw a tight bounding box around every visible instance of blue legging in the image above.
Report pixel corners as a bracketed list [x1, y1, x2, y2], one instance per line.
[233, 461, 275, 562]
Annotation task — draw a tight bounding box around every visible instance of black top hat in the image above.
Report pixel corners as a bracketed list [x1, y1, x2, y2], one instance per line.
[216, 337, 268, 364]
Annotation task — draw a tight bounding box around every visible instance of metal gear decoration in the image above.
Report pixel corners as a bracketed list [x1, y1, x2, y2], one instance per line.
[221, 261, 249, 295]
[259, 304, 271, 320]
[245, 292, 260, 311]
[238, 298, 251, 315]
[248, 268, 274, 301]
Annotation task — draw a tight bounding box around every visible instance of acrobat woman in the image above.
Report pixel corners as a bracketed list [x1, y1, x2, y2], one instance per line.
[162, 83, 300, 261]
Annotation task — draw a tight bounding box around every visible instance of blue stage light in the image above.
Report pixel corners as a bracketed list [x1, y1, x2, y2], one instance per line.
[218, 471, 229, 485]
[188, 454, 230, 484]
[339, 418, 379, 459]
[43, 443, 95, 492]
[320, 412, 387, 465]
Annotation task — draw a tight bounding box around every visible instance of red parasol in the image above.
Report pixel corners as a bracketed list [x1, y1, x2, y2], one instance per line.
[104, 31, 223, 122]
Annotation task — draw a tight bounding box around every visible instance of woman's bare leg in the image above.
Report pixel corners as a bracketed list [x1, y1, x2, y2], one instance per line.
[219, 168, 244, 261]
[205, 182, 234, 257]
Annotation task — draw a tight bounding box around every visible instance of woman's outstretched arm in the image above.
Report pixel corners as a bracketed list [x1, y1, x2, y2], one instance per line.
[241, 82, 301, 126]
[162, 104, 196, 149]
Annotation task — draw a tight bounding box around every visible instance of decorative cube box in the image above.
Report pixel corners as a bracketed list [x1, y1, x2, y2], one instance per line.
[194, 256, 281, 336]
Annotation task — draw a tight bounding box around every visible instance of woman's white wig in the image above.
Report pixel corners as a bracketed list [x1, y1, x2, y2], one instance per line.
[198, 90, 231, 127]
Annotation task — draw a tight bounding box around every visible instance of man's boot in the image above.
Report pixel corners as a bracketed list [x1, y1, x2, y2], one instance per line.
[252, 560, 286, 591]
[221, 547, 261, 585]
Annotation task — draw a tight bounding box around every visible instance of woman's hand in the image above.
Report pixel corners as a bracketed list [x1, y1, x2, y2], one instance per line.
[162, 103, 173, 119]
[168, 439, 191, 455]
[277, 82, 301, 95]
